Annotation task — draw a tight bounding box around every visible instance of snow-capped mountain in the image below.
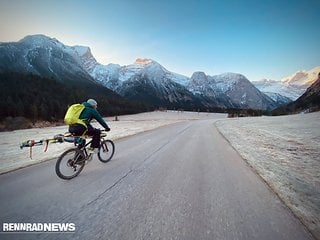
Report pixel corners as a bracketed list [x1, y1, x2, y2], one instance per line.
[118, 71, 200, 108]
[78, 51, 279, 110]
[110, 59, 205, 109]
[281, 66, 320, 86]
[0, 34, 303, 111]
[117, 58, 190, 87]
[298, 72, 320, 100]
[0, 35, 151, 119]
[70, 46, 123, 90]
[188, 72, 232, 108]
[75, 54, 208, 109]
[273, 73, 320, 114]
[253, 66, 320, 101]
[77, 51, 190, 93]
[188, 72, 277, 110]
[262, 92, 292, 106]
[0, 35, 95, 85]
[295, 72, 320, 107]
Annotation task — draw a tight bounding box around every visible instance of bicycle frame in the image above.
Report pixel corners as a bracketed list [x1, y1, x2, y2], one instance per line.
[55, 131, 114, 179]
[76, 138, 91, 157]
[71, 132, 108, 158]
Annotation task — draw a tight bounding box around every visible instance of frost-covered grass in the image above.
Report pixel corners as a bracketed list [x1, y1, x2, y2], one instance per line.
[1, 110, 319, 238]
[215, 112, 320, 239]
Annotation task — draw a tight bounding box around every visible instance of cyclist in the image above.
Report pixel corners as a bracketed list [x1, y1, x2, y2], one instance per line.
[69, 99, 110, 153]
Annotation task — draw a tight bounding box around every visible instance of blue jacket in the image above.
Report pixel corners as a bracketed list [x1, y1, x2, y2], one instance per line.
[79, 102, 109, 129]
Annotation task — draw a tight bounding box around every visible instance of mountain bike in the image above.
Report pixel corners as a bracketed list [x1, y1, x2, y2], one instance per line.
[55, 131, 115, 180]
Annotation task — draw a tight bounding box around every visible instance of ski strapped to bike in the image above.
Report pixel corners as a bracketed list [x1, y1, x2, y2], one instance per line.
[19, 132, 108, 159]
[19, 134, 66, 159]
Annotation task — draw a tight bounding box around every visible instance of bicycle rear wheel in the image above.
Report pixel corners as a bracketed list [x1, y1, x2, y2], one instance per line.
[98, 140, 115, 163]
[55, 148, 85, 180]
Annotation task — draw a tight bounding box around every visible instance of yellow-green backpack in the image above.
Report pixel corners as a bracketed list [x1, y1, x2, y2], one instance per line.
[64, 104, 86, 127]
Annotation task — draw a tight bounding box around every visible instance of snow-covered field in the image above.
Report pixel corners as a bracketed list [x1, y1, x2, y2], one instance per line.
[0, 110, 319, 238]
[216, 111, 320, 239]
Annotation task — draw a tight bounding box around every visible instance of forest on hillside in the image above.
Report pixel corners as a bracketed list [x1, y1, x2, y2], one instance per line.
[0, 72, 149, 125]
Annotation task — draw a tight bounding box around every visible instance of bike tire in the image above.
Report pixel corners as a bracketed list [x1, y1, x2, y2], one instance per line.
[98, 140, 115, 163]
[55, 148, 85, 180]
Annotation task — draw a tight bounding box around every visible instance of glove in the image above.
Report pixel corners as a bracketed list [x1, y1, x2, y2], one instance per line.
[105, 127, 110, 132]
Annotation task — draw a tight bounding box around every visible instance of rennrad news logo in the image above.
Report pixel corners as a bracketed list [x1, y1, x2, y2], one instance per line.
[2, 222, 76, 233]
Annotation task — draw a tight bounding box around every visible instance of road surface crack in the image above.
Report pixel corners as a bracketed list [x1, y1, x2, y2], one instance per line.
[84, 124, 191, 207]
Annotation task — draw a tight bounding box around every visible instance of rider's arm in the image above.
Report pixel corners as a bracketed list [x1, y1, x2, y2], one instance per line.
[92, 109, 109, 129]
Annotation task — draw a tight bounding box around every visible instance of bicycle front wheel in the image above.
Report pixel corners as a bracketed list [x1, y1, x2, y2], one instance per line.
[55, 148, 85, 180]
[98, 140, 115, 163]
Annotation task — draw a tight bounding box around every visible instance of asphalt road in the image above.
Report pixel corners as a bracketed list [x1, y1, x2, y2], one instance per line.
[0, 120, 314, 240]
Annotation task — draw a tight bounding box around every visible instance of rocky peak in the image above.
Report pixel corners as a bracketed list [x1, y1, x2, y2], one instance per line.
[303, 72, 320, 97]
[19, 34, 64, 49]
[191, 71, 207, 80]
[134, 58, 154, 65]
[190, 72, 208, 85]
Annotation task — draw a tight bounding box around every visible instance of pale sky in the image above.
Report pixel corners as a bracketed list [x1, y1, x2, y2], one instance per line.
[0, 0, 319, 81]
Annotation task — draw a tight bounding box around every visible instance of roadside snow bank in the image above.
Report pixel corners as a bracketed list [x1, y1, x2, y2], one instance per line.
[0, 111, 224, 174]
[215, 112, 320, 239]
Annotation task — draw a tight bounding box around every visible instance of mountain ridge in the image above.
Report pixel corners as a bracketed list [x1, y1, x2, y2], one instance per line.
[3, 34, 317, 112]
[78, 48, 281, 110]
[0, 35, 150, 126]
[272, 73, 320, 114]
[253, 66, 320, 101]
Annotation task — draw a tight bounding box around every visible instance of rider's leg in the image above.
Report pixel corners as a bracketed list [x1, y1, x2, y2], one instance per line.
[86, 127, 101, 150]
[69, 124, 86, 136]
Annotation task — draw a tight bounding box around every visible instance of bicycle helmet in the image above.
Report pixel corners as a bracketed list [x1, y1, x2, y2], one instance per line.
[87, 99, 97, 107]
